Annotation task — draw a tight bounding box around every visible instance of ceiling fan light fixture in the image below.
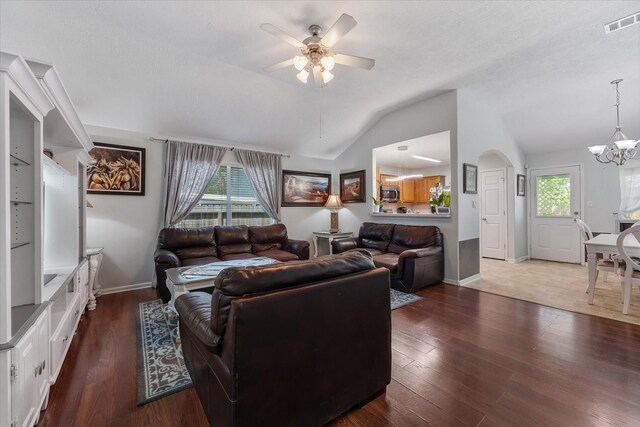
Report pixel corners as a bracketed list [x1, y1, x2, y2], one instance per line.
[293, 55, 308, 71]
[320, 55, 335, 71]
[296, 68, 309, 83]
[321, 69, 334, 83]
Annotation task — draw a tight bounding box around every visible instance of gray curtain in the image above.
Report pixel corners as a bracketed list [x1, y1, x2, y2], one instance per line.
[163, 141, 227, 227]
[234, 149, 282, 222]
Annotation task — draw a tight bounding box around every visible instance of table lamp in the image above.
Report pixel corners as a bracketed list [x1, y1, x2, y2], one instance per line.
[324, 194, 343, 233]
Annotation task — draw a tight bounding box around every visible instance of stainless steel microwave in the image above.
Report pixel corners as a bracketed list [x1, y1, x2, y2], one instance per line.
[380, 185, 400, 202]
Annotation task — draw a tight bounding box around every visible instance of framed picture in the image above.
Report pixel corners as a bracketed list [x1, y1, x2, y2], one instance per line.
[281, 170, 331, 207]
[517, 174, 526, 196]
[463, 163, 477, 194]
[339, 170, 366, 203]
[87, 142, 145, 196]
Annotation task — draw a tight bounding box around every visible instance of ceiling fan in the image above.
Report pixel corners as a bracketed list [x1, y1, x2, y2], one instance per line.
[260, 13, 375, 87]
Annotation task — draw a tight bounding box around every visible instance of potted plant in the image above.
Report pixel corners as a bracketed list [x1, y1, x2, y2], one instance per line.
[371, 196, 384, 213]
[429, 194, 442, 213]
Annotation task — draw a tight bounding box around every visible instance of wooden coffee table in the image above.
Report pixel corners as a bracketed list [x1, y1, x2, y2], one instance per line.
[165, 257, 280, 312]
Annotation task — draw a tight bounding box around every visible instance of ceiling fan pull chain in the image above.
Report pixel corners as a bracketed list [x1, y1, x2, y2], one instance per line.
[319, 85, 323, 139]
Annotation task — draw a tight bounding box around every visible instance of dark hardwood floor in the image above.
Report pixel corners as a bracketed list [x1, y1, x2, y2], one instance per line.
[38, 284, 640, 426]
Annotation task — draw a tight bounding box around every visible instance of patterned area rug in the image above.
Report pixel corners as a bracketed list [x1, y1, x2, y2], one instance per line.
[136, 300, 191, 405]
[390, 288, 423, 310]
[136, 288, 421, 403]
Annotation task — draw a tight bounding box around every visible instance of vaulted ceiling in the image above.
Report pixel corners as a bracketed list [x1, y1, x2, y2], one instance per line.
[1, 1, 638, 159]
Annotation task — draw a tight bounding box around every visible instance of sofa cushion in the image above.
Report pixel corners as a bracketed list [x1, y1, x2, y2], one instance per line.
[254, 248, 299, 262]
[181, 256, 222, 267]
[220, 253, 259, 261]
[249, 224, 287, 252]
[359, 222, 395, 252]
[357, 248, 383, 257]
[157, 227, 216, 252]
[372, 253, 399, 273]
[175, 246, 218, 260]
[216, 226, 252, 256]
[388, 225, 441, 254]
[210, 251, 376, 336]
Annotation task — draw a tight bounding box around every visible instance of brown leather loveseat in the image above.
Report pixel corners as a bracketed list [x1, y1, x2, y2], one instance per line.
[175, 251, 392, 426]
[332, 222, 444, 293]
[154, 224, 309, 302]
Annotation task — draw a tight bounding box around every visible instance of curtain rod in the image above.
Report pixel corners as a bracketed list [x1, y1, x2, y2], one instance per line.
[148, 137, 291, 158]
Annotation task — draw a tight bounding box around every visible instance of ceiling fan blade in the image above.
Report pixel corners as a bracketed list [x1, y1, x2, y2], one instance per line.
[259, 23, 304, 48]
[334, 53, 375, 70]
[263, 58, 294, 73]
[312, 66, 325, 88]
[320, 14, 357, 47]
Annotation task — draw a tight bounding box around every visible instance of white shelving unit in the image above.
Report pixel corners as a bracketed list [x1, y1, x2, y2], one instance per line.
[1, 51, 94, 427]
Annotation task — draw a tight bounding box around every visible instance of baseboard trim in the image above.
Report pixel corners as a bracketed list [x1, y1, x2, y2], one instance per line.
[506, 255, 529, 264]
[100, 282, 152, 295]
[443, 273, 481, 286]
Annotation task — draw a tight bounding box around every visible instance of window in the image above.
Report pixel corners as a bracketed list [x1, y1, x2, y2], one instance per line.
[176, 165, 272, 228]
[536, 174, 571, 217]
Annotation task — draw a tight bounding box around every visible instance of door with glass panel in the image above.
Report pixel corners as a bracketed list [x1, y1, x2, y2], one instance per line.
[530, 166, 582, 263]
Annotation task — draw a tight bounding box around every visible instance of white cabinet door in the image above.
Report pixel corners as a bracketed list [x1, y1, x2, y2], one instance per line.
[35, 312, 49, 405]
[12, 327, 37, 427]
[530, 166, 582, 263]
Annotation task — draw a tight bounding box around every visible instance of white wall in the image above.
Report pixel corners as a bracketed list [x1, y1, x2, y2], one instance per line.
[85, 126, 331, 290]
[85, 127, 164, 290]
[334, 91, 460, 282]
[457, 89, 528, 260]
[526, 148, 620, 233]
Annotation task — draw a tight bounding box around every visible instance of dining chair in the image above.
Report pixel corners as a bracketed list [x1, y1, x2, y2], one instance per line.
[615, 222, 640, 315]
[575, 219, 617, 290]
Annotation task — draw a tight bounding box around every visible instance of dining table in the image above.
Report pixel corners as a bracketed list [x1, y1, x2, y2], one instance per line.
[584, 233, 640, 304]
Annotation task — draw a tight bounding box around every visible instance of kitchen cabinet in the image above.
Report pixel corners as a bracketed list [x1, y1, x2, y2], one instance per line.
[414, 178, 429, 203]
[400, 180, 415, 203]
[426, 176, 446, 199]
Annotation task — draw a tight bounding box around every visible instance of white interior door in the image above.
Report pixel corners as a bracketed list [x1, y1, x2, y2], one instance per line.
[481, 169, 506, 260]
[530, 165, 582, 263]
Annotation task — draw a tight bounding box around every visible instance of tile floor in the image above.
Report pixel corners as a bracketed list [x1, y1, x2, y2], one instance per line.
[464, 258, 640, 325]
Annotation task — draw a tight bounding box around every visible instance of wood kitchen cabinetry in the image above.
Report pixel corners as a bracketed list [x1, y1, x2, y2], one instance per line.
[400, 180, 415, 203]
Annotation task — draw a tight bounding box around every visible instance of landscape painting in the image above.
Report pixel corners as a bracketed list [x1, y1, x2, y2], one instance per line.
[87, 142, 145, 195]
[340, 170, 366, 203]
[282, 170, 331, 207]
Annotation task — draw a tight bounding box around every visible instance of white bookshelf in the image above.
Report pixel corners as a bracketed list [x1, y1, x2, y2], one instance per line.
[1, 51, 93, 427]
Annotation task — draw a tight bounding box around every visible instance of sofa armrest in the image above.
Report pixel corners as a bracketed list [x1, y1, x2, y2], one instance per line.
[332, 237, 361, 254]
[284, 239, 310, 260]
[399, 246, 442, 261]
[154, 248, 181, 267]
[175, 292, 222, 354]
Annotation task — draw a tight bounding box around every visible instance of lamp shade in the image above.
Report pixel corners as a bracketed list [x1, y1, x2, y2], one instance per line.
[324, 194, 343, 209]
[614, 139, 638, 151]
[588, 145, 607, 155]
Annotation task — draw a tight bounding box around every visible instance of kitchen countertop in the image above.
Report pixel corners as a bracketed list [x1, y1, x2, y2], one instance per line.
[370, 212, 451, 218]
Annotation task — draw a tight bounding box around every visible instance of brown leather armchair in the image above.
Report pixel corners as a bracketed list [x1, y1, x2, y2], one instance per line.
[154, 224, 309, 303]
[332, 222, 444, 293]
[176, 251, 391, 427]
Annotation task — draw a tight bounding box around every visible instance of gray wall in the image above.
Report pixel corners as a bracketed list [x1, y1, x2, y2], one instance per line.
[333, 91, 460, 282]
[457, 89, 528, 261]
[86, 126, 333, 291]
[526, 148, 619, 233]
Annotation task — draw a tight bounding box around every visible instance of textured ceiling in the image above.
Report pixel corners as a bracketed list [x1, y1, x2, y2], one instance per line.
[1, 1, 638, 158]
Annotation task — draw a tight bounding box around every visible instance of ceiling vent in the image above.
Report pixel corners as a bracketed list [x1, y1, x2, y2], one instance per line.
[605, 12, 640, 34]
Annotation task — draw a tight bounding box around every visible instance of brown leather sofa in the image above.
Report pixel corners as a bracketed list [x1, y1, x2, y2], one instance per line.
[175, 251, 391, 427]
[154, 224, 309, 302]
[332, 222, 444, 293]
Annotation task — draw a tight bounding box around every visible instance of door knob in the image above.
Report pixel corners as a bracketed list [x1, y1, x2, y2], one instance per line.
[574, 211, 579, 215]
[482, 218, 487, 221]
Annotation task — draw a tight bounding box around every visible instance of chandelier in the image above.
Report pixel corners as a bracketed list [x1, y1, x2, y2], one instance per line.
[588, 79, 639, 166]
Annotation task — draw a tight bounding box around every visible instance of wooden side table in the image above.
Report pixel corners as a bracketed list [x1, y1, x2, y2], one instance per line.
[86, 247, 104, 311]
[312, 231, 353, 258]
